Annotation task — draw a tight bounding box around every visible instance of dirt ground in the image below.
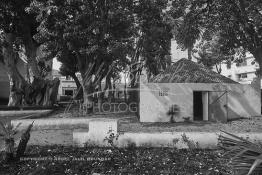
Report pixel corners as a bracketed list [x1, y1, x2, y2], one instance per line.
[27, 106, 262, 133]
[0, 146, 233, 175]
[1, 107, 262, 151]
[42, 104, 262, 133]
[43, 108, 262, 133]
[118, 116, 262, 133]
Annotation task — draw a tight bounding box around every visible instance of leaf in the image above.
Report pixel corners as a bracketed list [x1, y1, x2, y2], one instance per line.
[13, 131, 18, 136]
[247, 154, 262, 175]
[13, 122, 22, 132]
[219, 131, 262, 174]
[0, 121, 7, 134]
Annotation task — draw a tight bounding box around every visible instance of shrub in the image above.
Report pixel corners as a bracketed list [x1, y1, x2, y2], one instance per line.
[218, 131, 262, 175]
[103, 130, 119, 147]
[0, 122, 21, 162]
[181, 133, 199, 150]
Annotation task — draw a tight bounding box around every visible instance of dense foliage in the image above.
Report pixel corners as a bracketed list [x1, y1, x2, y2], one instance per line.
[28, 0, 173, 107]
[0, 0, 60, 107]
[169, 0, 262, 75]
[219, 131, 262, 175]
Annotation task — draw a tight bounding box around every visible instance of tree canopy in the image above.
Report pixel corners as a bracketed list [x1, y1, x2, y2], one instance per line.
[29, 0, 173, 106]
[0, 0, 60, 106]
[169, 0, 262, 76]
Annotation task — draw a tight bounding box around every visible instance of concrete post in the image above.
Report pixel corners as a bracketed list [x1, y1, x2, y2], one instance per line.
[202, 92, 209, 121]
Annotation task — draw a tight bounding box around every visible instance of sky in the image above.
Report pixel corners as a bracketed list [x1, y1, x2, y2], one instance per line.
[53, 58, 61, 70]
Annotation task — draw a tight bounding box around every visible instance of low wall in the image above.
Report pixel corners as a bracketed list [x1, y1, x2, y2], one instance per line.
[11, 117, 93, 130]
[73, 119, 262, 148]
[10, 118, 262, 149]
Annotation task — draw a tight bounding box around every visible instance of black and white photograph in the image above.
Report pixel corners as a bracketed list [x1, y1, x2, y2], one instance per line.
[0, 0, 262, 174]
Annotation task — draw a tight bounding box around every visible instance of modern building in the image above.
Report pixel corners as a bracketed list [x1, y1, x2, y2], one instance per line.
[218, 54, 260, 84]
[52, 70, 81, 100]
[170, 40, 261, 88]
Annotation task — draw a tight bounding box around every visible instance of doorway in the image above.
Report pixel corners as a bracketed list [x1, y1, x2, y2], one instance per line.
[64, 90, 74, 96]
[193, 91, 203, 121]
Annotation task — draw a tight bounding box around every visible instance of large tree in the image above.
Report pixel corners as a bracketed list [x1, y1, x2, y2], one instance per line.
[128, 0, 173, 103]
[194, 34, 234, 74]
[167, 0, 203, 60]
[0, 0, 59, 107]
[58, 51, 83, 99]
[170, 0, 262, 77]
[30, 0, 134, 112]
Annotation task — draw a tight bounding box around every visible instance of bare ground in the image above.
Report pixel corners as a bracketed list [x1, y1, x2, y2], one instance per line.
[26, 105, 262, 133]
[118, 116, 262, 133]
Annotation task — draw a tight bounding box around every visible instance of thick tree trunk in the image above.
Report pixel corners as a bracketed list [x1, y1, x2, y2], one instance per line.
[82, 77, 94, 114]
[29, 77, 60, 106]
[253, 47, 262, 78]
[71, 73, 83, 100]
[102, 75, 109, 100]
[7, 66, 28, 106]
[188, 46, 192, 60]
[23, 32, 59, 106]
[97, 82, 102, 112]
[112, 81, 116, 101]
[1, 33, 29, 106]
[252, 48, 262, 96]
[129, 37, 142, 104]
[129, 64, 141, 104]
[1, 32, 59, 107]
[23, 27, 41, 80]
[42, 78, 60, 106]
[25, 43, 41, 80]
[129, 66, 137, 103]
[124, 73, 127, 102]
[107, 77, 113, 103]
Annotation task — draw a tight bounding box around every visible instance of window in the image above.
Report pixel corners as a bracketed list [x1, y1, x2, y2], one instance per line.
[239, 73, 247, 79]
[236, 59, 247, 67]
[226, 62, 231, 69]
[159, 88, 169, 96]
[241, 60, 247, 66]
[65, 76, 71, 80]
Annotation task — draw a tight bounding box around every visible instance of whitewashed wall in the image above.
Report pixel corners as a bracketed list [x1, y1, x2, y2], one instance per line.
[139, 81, 261, 122]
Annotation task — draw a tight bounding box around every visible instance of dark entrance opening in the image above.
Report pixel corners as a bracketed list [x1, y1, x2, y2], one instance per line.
[65, 90, 74, 96]
[193, 91, 203, 121]
[0, 98, 8, 106]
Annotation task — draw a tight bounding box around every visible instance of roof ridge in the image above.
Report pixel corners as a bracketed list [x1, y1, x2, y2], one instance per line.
[150, 59, 238, 84]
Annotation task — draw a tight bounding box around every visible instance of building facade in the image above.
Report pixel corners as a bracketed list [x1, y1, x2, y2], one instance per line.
[219, 54, 260, 84]
[140, 59, 261, 123]
[170, 40, 261, 87]
[52, 70, 81, 100]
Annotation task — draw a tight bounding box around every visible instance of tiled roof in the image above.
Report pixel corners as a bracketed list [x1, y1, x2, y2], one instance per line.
[150, 58, 238, 84]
